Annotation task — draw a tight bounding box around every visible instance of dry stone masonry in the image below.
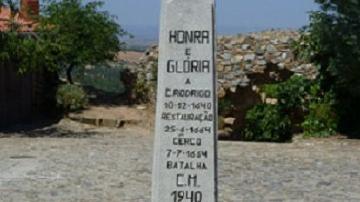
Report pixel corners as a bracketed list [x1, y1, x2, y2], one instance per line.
[138, 30, 318, 102]
[137, 30, 318, 138]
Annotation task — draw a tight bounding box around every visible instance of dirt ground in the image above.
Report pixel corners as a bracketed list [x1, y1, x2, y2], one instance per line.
[0, 119, 360, 202]
[116, 52, 143, 64]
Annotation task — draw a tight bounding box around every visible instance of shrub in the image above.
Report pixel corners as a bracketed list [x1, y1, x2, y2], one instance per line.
[302, 92, 337, 137]
[261, 75, 311, 110]
[134, 77, 152, 103]
[260, 84, 278, 98]
[276, 75, 311, 111]
[259, 76, 338, 138]
[134, 62, 158, 103]
[218, 98, 233, 116]
[56, 84, 88, 112]
[244, 104, 292, 142]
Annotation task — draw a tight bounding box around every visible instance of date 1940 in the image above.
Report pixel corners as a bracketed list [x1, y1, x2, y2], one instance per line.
[171, 191, 202, 202]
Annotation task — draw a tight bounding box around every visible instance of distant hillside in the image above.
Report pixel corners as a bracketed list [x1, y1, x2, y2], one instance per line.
[122, 25, 158, 52]
[121, 25, 299, 51]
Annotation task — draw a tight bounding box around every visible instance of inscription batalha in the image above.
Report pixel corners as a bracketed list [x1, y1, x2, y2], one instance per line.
[151, 0, 218, 202]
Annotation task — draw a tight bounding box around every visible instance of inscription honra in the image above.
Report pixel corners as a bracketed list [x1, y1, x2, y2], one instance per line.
[169, 30, 210, 44]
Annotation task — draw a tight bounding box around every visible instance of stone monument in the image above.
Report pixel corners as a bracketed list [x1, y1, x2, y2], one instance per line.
[152, 0, 218, 202]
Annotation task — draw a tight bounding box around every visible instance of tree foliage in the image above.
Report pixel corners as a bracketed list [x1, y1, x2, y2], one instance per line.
[0, 32, 45, 73]
[1, 0, 128, 83]
[297, 0, 360, 135]
[0, 0, 44, 73]
[0, 1, 24, 65]
[0, 0, 19, 13]
[37, 0, 128, 83]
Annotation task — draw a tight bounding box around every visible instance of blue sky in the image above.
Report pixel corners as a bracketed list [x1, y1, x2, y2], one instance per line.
[102, 0, 317, 27]
[97, 0, 318, 39]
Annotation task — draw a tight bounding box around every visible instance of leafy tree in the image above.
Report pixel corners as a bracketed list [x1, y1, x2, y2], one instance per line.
[0, 0, 40, 71]
[297, 0, 360, 135]
[38, 0, 129, 83]
[0, 0, 21, 31]
[1, 0, 127, 78]
[0, 0, 19, 13]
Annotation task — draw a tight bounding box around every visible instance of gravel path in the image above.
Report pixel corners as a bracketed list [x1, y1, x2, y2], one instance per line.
[0, 120, 360, 202]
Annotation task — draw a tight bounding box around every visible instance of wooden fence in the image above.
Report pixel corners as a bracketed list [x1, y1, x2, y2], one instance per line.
[0, 62, 57, 128]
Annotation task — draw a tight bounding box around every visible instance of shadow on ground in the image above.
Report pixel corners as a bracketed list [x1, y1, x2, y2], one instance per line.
[0, 119, 100, 138]
[84, 86, 130, 106]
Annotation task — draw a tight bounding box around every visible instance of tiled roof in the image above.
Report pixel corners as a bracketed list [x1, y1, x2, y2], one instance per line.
[0, 7, 37, 32]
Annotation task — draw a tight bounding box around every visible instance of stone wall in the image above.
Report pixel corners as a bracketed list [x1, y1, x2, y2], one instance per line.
[136, 30, 317, 138]
[138, 30, 316, 99]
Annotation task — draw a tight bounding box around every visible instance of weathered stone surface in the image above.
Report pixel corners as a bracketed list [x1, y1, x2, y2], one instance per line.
[223, 117, 236, 125]
[244, 53, 256, 62]
[266, 44, 278, 52]
[217, 64, 225, 72]
[223, 65, 232, 73]
[241, 44, 251, 50]
[265, 98, 278, 105]
[152, 0, 217, 202]
[231, 55, 243, 64]
[139, 30, 317, 97]
[256, 60, 267, 66]
[223, 52, 232, 61]
[217, 130, 231, 139]
[218, 86, 226, 98]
